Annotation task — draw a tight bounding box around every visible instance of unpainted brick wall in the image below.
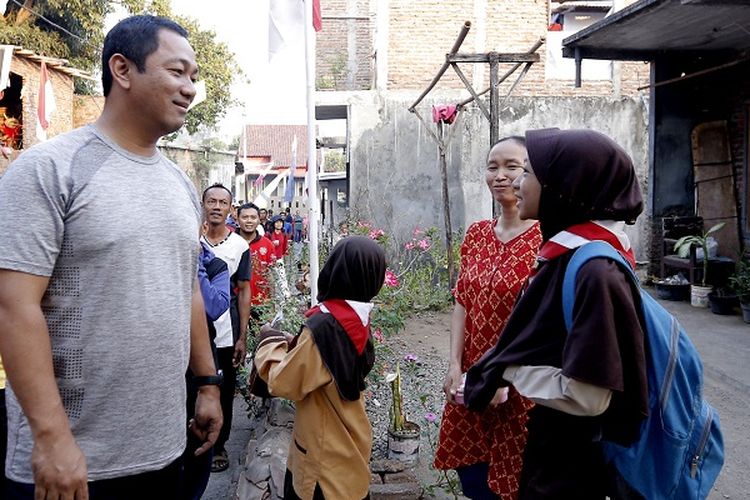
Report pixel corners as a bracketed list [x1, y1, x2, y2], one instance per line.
[316, 0, 373, 90]
[319, 0, 648, 96]
[9, 57, 75, 149]
[73, 95, 104, 128]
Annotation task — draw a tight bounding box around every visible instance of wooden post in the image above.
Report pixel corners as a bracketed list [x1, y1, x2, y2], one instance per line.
[438, 121, 455, 288]
[489, 52, 500, 218]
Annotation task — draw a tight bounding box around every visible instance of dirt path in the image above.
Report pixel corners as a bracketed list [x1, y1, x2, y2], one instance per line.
[399, 310, 453, 361]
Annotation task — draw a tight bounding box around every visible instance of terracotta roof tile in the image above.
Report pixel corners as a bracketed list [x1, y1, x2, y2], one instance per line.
[243, 125, 311, 167]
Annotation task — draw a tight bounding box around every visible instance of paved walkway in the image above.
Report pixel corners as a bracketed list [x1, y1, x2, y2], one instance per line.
[202, 396, 253, 500]
[654, 292, 750, 499]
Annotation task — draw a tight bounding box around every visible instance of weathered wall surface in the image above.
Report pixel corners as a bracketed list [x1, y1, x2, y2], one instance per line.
[319, 90, 651, 260]
[159, 146, 236, 196]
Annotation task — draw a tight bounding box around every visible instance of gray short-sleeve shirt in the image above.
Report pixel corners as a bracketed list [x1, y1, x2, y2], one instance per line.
[0, 125, 201, 482]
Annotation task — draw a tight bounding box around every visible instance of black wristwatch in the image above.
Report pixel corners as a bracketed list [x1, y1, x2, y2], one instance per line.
[193, 369, 224, 387]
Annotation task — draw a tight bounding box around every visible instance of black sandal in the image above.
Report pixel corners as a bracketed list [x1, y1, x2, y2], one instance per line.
[211, 448, 229, 473]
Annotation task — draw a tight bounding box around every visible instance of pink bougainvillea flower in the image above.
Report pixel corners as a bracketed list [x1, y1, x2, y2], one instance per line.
[425, 412, 437, 423]
[413, 227, 424, 237]
[369, 229, 385, 240]
[373, 328, 384, 343]
[404, 353, 418, 363]
[417, 238, 430, 250]
[404, 241, 415, 250]
[357, 220, 372, 229]
[384, 269, 399, 288]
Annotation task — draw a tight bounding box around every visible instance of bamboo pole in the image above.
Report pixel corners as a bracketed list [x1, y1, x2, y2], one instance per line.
[437, 121, 455, 288]
[408, 21, 472, 112]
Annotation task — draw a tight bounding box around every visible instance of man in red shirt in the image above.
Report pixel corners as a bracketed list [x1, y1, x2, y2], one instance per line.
[237, 203, 276, 307]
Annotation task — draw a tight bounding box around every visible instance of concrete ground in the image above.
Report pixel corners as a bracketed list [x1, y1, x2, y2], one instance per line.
[653, 292, 750, 500]
[202, 396, 253, 500]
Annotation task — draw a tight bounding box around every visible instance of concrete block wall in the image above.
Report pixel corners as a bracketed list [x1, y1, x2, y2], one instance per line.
[317, 89, 651, 260]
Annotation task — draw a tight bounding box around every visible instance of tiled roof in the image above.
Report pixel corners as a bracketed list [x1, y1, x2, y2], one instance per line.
[243, 124, 310, 167]
[11, 47, 94, 80]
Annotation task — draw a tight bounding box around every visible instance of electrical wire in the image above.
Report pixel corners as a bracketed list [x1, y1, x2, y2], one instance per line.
[8, 0, 97, 51]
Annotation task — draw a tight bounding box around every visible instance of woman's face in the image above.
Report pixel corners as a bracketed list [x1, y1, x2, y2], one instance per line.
[512, 156, 542, 220]
[486, 140, 527, 205]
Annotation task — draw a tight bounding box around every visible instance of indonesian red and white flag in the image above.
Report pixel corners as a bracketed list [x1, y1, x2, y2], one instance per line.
[36, 61, 56, 141]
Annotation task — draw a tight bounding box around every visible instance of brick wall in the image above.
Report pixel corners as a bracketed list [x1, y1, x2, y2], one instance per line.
[10, 56, 75, 149]
[318, 0, 648, 96]
[73, 95, 104, 128]
[316, 0, 373, 91]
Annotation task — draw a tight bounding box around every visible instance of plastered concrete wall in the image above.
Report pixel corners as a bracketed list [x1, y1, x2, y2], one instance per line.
[320, 90, 651, 260]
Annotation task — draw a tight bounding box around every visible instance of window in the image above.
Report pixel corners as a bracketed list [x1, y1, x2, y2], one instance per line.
[546, 2, 613, 81]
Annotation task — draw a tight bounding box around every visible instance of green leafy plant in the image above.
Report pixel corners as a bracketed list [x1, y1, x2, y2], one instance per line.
[730, 259, 750, 303]
[674, 222, 725, 286]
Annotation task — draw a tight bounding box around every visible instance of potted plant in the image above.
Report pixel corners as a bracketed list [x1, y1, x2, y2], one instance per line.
[385, 364, 420, 464]
[730, 259, 750, 323]
[652, 274, 690, 301]
[707, 286, 739, 315]
[674, 222, 725, 307]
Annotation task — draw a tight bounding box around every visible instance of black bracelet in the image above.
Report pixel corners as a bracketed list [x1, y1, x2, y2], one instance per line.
[193, 369, 224, 387]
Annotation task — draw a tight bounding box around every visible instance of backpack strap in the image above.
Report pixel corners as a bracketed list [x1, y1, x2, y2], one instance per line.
[562, 241, 640, 331]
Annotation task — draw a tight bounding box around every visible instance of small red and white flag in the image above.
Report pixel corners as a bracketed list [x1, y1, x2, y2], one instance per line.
[36, 61, 56, 141]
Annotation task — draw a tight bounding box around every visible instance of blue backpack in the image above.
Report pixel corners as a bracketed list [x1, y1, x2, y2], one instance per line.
[562, 241, 724, 500]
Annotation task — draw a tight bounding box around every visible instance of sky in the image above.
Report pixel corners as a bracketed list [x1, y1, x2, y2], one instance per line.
[174, 0, 308, 140]
[109, 0, 309, 142]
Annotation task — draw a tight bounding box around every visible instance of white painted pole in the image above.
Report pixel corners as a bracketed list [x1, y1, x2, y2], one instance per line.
[304, 0, 320, 304]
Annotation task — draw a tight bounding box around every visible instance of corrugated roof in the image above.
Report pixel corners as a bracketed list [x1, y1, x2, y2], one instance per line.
[11, 46, 95, 81]
[243, 124, 310, 167]
[562, 0, 750, 60]
[552, 1, 613, 14]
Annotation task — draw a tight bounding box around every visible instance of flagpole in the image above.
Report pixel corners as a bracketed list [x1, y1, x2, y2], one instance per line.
[304, 0, 320, 305]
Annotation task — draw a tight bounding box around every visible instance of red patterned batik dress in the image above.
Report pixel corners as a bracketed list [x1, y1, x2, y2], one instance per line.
[434, 220, 541, 499]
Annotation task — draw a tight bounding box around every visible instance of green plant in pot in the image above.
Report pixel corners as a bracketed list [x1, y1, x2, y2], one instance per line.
[674, 222, 725, 307]
[730, 258, 750, 323]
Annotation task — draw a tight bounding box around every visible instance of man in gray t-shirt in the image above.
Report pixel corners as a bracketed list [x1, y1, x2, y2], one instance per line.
[0, 16, 221, 499]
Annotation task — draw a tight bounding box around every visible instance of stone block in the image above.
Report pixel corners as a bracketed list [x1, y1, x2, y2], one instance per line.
[370, 481, 422, 499]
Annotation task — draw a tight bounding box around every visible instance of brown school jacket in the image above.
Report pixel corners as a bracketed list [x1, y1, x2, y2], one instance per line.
[255, 327, 372, 500]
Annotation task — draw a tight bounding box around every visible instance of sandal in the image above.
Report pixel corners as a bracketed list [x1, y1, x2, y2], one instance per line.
[211, 448, 229, 473]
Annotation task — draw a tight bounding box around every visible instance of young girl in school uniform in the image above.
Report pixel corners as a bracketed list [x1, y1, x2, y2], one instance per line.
[254, 235, 386, 500]
[465, 128, 649, 499]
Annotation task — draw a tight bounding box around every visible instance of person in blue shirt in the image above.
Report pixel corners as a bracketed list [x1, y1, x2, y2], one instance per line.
[182, 242, 230, 499]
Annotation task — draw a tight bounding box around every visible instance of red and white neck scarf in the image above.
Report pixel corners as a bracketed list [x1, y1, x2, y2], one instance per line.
[305, 299, 373, 354]
[534, 220, 635, 274]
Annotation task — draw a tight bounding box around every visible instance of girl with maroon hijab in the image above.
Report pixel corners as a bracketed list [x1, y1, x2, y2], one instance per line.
[464, 129, 649, 499]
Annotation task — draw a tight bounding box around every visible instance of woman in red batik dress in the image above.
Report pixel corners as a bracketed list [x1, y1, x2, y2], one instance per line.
[434, 136, 541, 499]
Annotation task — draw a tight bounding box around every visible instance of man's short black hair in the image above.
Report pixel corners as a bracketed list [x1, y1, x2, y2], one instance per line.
[237, 203, 260, 218]
[102, 15, 189, 97]
[201, 183, 233, 202]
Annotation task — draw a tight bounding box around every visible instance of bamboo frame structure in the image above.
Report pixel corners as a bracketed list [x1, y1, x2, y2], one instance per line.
[408, 22, 544, 287]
